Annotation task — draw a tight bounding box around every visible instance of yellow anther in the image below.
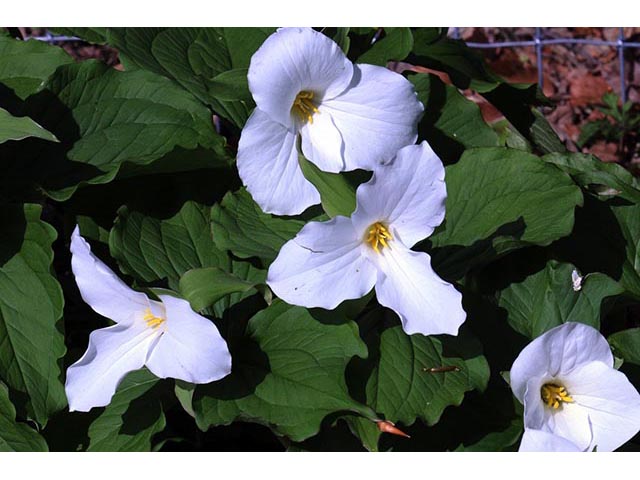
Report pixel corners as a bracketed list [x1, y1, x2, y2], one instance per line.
[143, 308, 165, 329]
[365, 222, 393, 254]
[541, 383, 574, 409]
[292, 91, 319, 124]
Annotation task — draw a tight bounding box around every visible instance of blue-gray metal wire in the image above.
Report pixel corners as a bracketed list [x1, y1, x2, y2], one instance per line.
[451, 27, 639, 104]
[29, 28, 640, 104]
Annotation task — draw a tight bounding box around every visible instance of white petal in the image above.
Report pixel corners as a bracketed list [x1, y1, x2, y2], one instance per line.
[237, 109, 321, 215]
[541, 403, 593, 451]
[248, 27, 353, 127]
[267, 216, 377, 310]
[522, 376, 547, 430]
[145, 295, 232, 384]
[70, 226, 150, 324]
[299, 109, 345, 173]
[510, 322, 613, 402]
[320, 63, 423, 171]
[373, 243, 465, 336]
[65, 321, 157, 411]
[352, 142, 446, 248]
[519, 429, 583, 452]
[565, 360, 640, 452]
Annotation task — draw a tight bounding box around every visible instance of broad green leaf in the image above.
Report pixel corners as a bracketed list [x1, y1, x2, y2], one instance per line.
[556, 196, 640, 300]
[106, 27, 274, 127]
[498, 260, 624, 339]
[600, 202, 640, 299]
[23, 60, 230, 200]
[49, 27, 108, 44]
[410, 29, 500, 91]
[357, 28, 413, 66]
[455, 418, 522, 452]
[87, 369, 166, 451]
[109, 201, 230, 290]
[212, 260, 268, 318]
[333, 28, 351, 55]
[343, 416, 381, 452]
[0, 204, 66, 425]
[192, 301, 375, 442]
[410, 73, 499, 163]
[76, 215, 110, 244]
[483, 86, 565, 155]
[609, 329, 640, 366]
[543, 152, 640, 203]
[429, 147, 583, 279]
[0, 36, 72, 100]
[365, 325, 490, 427]
[210, 189, 305, 265]
[179, 266, 262, 311]
[0, 107, 58, 144]
[0, 383, 48, 451]
[408, 32, 564, 154]
[298, 154, 357, 217]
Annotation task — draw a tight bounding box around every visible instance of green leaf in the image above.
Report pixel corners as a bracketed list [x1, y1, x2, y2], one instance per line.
[179, 267, 262, 311]
[192, 301, 374, 442]
[0, 107, 58, 144]
[0, 204, 66, 426]
[342, 415, 381, 452]
[609, 329, 640, 366]
[410, 73, 499, 163]
[498, 260, 624, 339]
[210, 189, 305, 265]
[106, 27, 274, 127]
[357, 28, 413, 66]
[455, 418, 522, 452]
[333, 28, 351, 55]
[543, 152, 640, 203]
[24, 60, 230, 201]
[0, 36, 72, 100]
[0, 383, 48, 451]
[483, 86, 565, 155]
[49, 27, 108, 44]
[410, 29, 500, 90]
[109, 201, 230, 291]
[298, 154, 358, 217]
[365, 326, 490, 427]
[555, 196, 640, 300]
[429, 147, 583, 279]
[87, 369, 166, 451]
[408, 30, 564, 154]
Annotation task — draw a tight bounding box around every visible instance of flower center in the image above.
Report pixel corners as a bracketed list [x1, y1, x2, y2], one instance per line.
[292, 91, 319, 124]
[143, 308, 165, 329]
[365, 222, 393, 254]
[541, 383, 574, 409]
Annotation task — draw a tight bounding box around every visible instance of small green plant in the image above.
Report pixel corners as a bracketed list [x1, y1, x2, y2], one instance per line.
[578, 91, 640, 164]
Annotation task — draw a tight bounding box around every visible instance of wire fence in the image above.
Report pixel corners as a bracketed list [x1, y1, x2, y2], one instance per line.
[450, 27, 640, 104]
[27, 28, 640, 104]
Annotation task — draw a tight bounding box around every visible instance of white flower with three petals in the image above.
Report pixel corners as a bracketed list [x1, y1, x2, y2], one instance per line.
[510, 322, 640, 452]
[267, 141, 466, 336]
[238, 27, 424, 216]
[65, 226, 232, 412]
[519, 428, 585, 452]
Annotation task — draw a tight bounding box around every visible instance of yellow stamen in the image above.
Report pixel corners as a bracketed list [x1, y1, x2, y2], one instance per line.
[143, 308, 165, 329]
[365, 222, 393, 254]
[541, 383, 574, 409]
[292, 91, 319, 124]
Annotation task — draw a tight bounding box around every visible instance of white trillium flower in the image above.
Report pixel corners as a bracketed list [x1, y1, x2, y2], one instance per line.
[238, 27, 424, 216]
[510, 322, 640, 452]
[66, 227, 232, 412]
[267, 142, 466, 336]
[519, 428, 584, 452]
